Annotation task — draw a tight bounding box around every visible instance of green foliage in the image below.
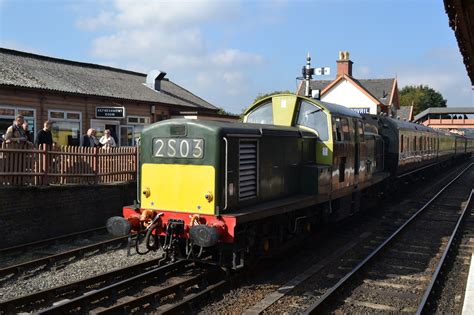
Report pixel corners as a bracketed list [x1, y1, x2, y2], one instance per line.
[253, 90, 293, 103]
[216, 107, 236, 116]
[399, 85, 447, 116]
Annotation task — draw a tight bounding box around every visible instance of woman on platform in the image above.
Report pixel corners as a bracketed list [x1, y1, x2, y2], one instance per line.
[99, 129, 117, 148]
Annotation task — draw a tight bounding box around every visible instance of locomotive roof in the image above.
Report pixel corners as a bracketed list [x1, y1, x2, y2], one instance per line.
[376, 115, 451, 134]
[143, 118, 317, 138]
[314, 99, 362, 118]
[246, 94, 361, 119]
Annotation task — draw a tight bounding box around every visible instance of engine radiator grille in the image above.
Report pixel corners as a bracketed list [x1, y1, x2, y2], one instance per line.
[239, 140, 258, 200]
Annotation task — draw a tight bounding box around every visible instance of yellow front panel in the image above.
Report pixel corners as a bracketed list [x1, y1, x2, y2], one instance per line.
[141, 164, 215, 215]
[272, 95, 297, 126]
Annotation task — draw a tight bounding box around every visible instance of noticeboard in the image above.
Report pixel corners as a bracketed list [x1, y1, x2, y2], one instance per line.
[96, 107, 125, 119]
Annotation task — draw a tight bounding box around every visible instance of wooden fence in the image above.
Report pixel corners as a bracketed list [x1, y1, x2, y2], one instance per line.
[0, 143, 137, 186]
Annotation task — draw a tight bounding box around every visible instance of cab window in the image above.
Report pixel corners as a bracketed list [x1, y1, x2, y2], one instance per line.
[296, 101, 329, 140]
[246, 101, 273, 124]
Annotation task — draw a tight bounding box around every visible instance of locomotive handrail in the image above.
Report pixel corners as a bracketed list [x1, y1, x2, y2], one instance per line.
[223, 137, 228, 211]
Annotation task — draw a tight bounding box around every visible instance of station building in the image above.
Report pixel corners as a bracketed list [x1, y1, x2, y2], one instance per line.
[0, 48, 220, 146]
[298, 52, 400, 116]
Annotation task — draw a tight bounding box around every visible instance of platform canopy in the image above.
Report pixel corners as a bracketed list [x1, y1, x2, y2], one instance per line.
[445, 0, 474, 85]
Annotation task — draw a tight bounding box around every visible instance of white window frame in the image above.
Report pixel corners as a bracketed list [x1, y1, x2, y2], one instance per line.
[0, 105, 36, 141]
[48, 110, 82, 145]
[119, 124, 135, 147]
[127, 115, 150, 125]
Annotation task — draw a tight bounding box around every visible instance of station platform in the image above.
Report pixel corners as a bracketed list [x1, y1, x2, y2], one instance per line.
[463, 252, 474, 314]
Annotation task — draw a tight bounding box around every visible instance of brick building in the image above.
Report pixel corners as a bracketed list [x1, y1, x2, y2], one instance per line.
[0, 48, 219, 146]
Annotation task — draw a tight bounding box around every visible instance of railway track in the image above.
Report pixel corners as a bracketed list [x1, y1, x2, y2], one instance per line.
[0, 254, 172, 314]
[0, 233, 128, 281]
[18, 259, 224, 314]
[0, 227, 106, 256]
[196, 160, 472, 314]
[303, 163, 474, 314]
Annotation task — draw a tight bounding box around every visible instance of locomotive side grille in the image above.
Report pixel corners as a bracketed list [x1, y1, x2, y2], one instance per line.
[239, 140, 258, 200]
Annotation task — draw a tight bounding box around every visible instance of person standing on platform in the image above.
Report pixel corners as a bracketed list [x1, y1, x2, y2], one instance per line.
[4, 115, 27, 144]
[82, 128, 101, 147]
[22, 122, 34, 143]
[99, 129, 117, 148]
[35, 120, 54, 146]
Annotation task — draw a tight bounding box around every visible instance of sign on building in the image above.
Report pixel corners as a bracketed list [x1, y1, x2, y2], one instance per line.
[350, 108, 370, 114]
[96, 107, 125, 118]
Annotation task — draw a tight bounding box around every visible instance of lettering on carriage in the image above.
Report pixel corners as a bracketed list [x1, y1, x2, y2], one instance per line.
[350, 108, 370, 114]
[153, 138, 204, 158]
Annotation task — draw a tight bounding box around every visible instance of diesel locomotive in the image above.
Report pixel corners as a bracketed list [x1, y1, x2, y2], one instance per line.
[108, 93, 474, 269]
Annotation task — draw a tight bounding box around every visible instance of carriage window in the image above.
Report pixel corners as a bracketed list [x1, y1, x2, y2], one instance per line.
[401, 135, 404, 152]
[414, 136, 417, 151]
[358, 120, 365, 142]
[296, 101, 329, 140]
[333, 117, 343, 141]
[246, 101, 273, 124]
[341, 118, 350, 141]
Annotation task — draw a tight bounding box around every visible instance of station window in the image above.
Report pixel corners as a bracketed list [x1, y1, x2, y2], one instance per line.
[127, 116, 151, 143]
[0, 106, 36, 140]
[296, 101, 329, 140]
[48, 110, 81, 146]
[246, 101, 273, 124]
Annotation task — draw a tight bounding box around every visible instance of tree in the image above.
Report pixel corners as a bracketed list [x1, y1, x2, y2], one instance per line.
[399, 85, 447, 116]
[253, 90, 293, 103]
[216, 107, 237, 116]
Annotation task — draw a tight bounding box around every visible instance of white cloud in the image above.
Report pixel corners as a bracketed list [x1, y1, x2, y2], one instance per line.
[77, 0, 264, 112]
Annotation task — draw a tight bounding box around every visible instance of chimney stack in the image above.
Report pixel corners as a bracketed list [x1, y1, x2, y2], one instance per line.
[336, 51, 353, 77]
[146, 70, 167, 91]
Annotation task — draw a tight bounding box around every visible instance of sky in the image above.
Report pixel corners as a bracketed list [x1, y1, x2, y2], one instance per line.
[0, 0, 472, 114]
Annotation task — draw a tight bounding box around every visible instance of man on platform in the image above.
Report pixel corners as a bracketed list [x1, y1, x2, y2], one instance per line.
[35, 120, 54, 146]
[82, 128, 101, 147]
[4, 115, 27, 144]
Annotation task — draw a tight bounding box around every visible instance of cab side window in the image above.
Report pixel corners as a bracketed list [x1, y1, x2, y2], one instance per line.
[246, 101, 273, 124]
[296, 101, 329, 141]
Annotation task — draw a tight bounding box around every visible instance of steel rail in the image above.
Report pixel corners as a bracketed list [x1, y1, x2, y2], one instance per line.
[303, 162, 473, 314]
[416, 189, 474, 314]
[37, 260, 188, 314]
[0, 227, 105, 254]
[94, 269, 224, 314]
[0, 235, 128, 280]
[0, 256, 168, 314]
[160, 279, 229, 314]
